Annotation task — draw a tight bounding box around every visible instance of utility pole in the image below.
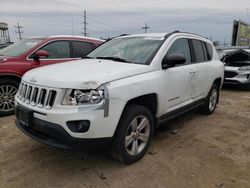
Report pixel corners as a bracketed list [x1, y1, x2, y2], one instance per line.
[71, 13, 74, 35]
[15, 22, 23, 40]
[142, 23, 150, 33]
[82, 10, 88, 36]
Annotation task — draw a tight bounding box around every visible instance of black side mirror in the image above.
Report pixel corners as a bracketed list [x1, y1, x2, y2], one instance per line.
[162, 53, 186, 69]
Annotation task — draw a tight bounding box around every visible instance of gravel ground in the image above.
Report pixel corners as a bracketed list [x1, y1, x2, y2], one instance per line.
[0, 88, 250, 188]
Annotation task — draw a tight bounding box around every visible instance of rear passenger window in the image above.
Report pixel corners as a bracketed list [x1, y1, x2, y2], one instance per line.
[167, 38, 191, 64]
[192, 40, 205, 63]
[205, 42, 213, 61]
[72, 41, 95, 58]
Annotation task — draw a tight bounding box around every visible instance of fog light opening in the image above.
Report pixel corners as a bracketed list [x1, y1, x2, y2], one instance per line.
[67, 120, 90, 133]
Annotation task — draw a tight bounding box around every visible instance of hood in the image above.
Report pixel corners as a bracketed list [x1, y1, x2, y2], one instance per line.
[222, 49, 250, 67]
[23, 59, 151, 89]
[222, 49, 250, 62]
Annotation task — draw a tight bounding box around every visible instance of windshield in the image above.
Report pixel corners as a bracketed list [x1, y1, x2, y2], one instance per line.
[87, 36, 164, 65]
[0, 38, 43, 57]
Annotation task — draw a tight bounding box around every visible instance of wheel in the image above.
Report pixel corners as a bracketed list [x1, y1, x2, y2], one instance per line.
[200, 84, 219, 115]
[110, 104, 154, 164]
[0, 78, 19, 116]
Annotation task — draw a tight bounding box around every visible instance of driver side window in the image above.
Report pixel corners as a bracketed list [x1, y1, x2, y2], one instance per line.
[167, 38, 191, 64]
[38, 41, 70, 59]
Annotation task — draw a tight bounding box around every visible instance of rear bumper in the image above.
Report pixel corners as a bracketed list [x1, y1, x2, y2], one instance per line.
[16, 118, 112, 149]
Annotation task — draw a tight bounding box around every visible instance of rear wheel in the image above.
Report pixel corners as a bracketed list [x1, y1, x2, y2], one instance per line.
[110, 104, 154, 164]
[0, 79, 19, 116]
[200, 84, 219, 115]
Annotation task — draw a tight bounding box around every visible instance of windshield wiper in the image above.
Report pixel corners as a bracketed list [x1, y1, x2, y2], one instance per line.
[96, 56, 132, 63]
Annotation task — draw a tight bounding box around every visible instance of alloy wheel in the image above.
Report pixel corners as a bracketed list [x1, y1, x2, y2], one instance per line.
[0, 85, 17, 112]
[125, 115, 150, 156]
[209, 89, 218, 112]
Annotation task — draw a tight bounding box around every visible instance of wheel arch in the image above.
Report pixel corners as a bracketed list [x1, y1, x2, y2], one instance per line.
[0, 74, 22, 83]
[115, 93, 158, 134]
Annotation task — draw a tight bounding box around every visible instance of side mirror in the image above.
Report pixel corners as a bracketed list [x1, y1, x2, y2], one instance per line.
[162, 53, 186, 69]
[33, 50, 49, 60]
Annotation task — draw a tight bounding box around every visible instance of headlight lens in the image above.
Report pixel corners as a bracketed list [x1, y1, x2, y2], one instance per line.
[62, 89, 104, 105]
[238, 66, 250, 71]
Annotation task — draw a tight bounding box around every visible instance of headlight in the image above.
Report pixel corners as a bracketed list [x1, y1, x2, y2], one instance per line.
[62, 89, 104, 105]
[238, 66, 250, 71]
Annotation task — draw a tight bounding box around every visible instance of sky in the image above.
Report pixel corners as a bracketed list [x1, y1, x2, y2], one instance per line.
[0, 0, 250, 44]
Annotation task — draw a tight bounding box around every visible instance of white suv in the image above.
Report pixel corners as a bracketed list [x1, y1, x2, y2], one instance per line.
[15, 32, 224, 163]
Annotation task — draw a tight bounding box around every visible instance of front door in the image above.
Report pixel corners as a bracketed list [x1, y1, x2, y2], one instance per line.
[30, 40, 77, 69]
[162, 38, 196, 113]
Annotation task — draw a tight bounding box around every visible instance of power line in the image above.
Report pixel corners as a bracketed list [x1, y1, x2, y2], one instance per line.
[142, 23, 150, 33]
[82, 10, 88, 36]
[15, 22, 23, 40]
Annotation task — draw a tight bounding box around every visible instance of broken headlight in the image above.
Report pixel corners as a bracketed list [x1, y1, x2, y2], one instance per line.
[62, 88, 104, 105]
[238, 66, 250, 71]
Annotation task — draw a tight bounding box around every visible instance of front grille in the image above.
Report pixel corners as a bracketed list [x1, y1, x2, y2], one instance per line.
[17, 82, 57, 110]
[224, 71, 238, 78]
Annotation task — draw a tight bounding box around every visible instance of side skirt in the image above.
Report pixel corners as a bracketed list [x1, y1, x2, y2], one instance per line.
[157, 98, 205, 126]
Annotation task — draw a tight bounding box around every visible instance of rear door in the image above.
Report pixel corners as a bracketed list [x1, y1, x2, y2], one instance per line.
[189, 39, 213, 99]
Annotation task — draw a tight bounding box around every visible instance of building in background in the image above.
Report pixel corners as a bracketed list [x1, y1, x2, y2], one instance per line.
[231, 20, 250, 46]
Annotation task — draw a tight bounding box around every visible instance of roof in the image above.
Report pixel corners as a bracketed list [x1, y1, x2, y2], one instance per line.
[24, 35, 104, 42]
[48, 35, 104, 42]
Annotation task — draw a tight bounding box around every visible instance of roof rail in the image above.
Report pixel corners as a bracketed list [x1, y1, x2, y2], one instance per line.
[164, 30, 180, 38]
[165, 31, 208, 40]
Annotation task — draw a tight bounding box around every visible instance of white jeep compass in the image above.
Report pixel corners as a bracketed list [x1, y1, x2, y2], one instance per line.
[15, 31, 224, 163]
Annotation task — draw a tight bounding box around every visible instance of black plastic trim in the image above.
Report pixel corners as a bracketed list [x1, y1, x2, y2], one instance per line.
[16, 117, 112, 149]
[158, 98, 205, 124]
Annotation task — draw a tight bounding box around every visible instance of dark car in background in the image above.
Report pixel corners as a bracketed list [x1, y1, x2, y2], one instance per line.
[0, 35, 103, 116]
[0, 42, 13, 50]
[216, 46, 250, 89]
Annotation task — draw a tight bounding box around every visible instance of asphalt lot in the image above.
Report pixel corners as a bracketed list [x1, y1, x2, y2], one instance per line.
[0, 87, 250, 188]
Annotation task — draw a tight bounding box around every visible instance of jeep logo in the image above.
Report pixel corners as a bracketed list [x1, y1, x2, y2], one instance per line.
[30, 78, 37, 83]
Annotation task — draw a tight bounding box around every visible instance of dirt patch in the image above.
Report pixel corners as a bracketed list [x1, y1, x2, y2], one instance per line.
[0, 88, 250, 188]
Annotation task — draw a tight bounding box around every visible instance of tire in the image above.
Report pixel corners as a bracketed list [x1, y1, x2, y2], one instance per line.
[110, 104, 154, 164]
[200, 84, 219, 115]
[0, 78, 19, 117]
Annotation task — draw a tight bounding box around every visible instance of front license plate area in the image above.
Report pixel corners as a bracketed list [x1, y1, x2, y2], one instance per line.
[17, 106, 33, 127]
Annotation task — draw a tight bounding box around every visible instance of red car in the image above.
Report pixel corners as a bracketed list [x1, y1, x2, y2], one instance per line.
[0, 35, 103, 116]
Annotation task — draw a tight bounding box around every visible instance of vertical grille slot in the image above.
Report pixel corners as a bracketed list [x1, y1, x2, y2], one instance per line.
[18, 83, 23, 97]
[37, 89, 46, 108]
[45, 91, 56, 109]
[22, 85, 27, 102]
[25, 86, 32, 104]
[31, 88, 39, 106]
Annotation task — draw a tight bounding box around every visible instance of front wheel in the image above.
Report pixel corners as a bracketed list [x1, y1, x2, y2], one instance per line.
[0, 78, 19, 117]
[200, 84, 219, 115]
[110, 104, 154, 164]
